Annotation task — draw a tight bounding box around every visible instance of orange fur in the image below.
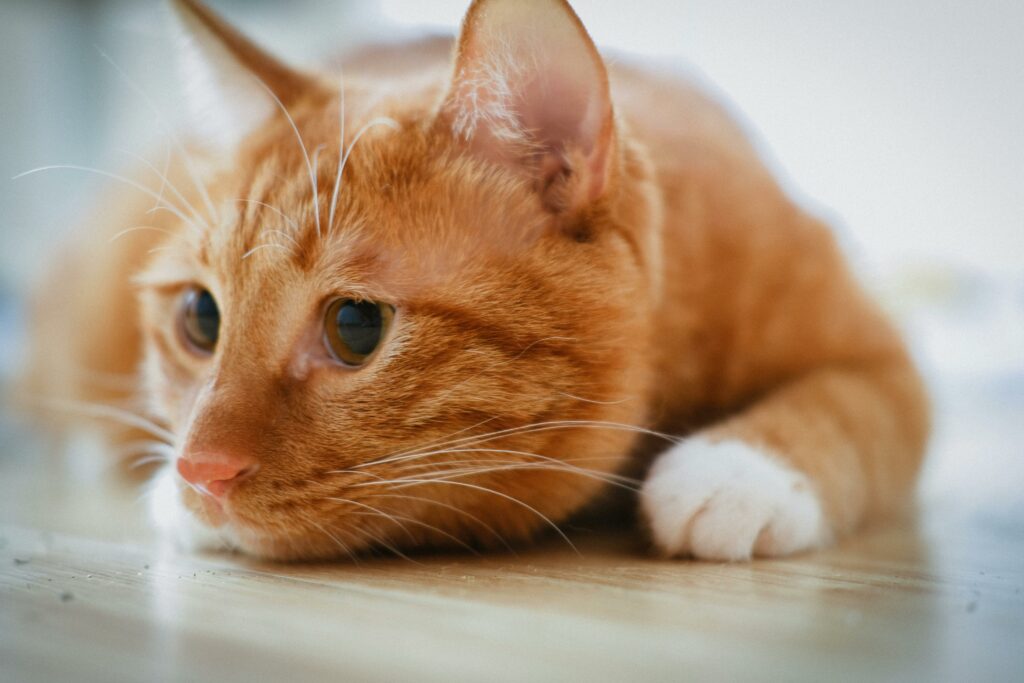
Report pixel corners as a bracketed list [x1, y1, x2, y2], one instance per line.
[23, 0, 928, 560]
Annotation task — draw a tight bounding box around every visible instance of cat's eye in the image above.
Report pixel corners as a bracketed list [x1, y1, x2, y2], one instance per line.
[324, 299, 394, 366]
[180, 287, 220, 354]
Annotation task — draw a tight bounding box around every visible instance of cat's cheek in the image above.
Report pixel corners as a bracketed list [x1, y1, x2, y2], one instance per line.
[640, 438, 833, 561]
[147, 465, 238, 554]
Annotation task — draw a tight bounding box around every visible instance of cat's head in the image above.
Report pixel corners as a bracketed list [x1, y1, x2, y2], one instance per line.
[143, 0, 660, 559]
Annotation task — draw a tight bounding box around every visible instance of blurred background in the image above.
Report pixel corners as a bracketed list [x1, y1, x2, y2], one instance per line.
[1, 0, 1021, 505]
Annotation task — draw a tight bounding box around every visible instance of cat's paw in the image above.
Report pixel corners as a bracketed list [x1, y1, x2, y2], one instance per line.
[640, 438, 831, 561]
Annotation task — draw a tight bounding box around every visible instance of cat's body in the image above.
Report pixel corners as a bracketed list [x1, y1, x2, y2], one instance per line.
[25, 0, 928, 561]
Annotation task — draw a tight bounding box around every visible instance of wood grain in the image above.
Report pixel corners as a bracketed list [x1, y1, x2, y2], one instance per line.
[2, 390, 1022, 682]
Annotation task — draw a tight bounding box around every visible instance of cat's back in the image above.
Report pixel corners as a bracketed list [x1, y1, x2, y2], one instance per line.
[608, 60, 767, 176]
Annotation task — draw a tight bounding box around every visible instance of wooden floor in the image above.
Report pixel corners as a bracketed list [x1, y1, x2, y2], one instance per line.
[2, 385, 1022, 682]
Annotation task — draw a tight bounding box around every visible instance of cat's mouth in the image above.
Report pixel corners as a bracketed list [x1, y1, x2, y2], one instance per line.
[181, 485, 231, 527]
[173, 476, 328, 558]
[169, 477, 380, 560]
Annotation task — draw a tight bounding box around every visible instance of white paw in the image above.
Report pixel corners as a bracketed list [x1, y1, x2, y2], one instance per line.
[640, 438, 831, 561]
[147, 464, 237, 553]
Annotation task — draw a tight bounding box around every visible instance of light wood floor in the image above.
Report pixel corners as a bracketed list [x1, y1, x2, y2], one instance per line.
[2, 386, 1022, 682]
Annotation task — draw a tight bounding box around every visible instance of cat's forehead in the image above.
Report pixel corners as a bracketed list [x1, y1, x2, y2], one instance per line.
[199, 114, 549, 298]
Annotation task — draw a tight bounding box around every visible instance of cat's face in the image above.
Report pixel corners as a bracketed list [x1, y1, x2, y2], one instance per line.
[142, 0, 657, 559]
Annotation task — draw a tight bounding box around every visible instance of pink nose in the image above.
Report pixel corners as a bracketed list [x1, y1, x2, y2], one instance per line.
[176, 451, 257, 497]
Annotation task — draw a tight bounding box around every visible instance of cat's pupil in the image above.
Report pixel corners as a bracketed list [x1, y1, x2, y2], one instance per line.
[182, 288, 220, 353]
[336, 301, 382, 356]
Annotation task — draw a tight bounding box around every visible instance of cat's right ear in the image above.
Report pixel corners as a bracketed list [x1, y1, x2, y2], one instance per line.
[168, 0, 316, 151]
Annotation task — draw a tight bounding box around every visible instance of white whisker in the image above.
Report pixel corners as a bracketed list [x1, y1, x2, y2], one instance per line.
[363, 415, 502, 471]
[355, 420, 679, 470]
[96, 47, 219, 225]
[324, 496, 420, 563]
[304, 515, 360, 564]
[13, 165, 197, 231]
[348, 478, 579, 554]
[32, 397, 174, 444]
[241, 243, 294, 260]
[152, 140, 172, 216]
[389, 450, 640, 489]
[236, 199, 299, 232]
[325, 497, 417, 543]
[350, 445, 636, 490]
[260, 229, 301, 249]
[364, 492, 516, 553]
[557, 392, 634, 406]
[328, 116, 399, 235]
[114, 439, 175, 461]
[109, 225, 183, 244]
[346, 509, 478, 555]
[114, 149, 209, 232]
[128, 454, 174, 471]
[328, 72, 347, 231]
[397, 461, 640, 493]
[253, 78, 321, 238]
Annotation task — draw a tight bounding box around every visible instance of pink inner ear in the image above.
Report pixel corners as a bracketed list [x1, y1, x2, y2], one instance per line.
[522, 66, 612, 205]
[523, 67, 602, 154]
[446, 0, 613, 205]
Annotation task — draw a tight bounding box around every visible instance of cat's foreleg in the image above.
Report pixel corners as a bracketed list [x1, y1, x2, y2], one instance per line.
[640, 360, 928, 560]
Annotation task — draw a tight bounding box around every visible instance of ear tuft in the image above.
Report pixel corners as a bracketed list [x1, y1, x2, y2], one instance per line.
[169, 0, 313, 151]
[442, 0, 614, 212]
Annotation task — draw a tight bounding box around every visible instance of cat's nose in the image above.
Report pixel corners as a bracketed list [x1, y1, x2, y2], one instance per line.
[176, 451, 258, 497]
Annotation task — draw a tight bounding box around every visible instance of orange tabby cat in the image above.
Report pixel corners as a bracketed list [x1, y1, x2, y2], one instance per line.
[24, 0, 929, 561]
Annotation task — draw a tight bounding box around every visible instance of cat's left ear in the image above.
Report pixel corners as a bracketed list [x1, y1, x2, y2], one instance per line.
[441, 0, 614, 213]
[169, 0, 317, 151]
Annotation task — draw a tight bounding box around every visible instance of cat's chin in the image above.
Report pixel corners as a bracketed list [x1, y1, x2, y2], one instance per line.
[148, 465, 242, 555]
[147, 465, 354, 561]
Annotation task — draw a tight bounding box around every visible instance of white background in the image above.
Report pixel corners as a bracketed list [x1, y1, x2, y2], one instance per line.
[1, 0, 1021, 388]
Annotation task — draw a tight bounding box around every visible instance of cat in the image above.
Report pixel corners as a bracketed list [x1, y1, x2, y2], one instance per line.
[22, 0, 929, 561]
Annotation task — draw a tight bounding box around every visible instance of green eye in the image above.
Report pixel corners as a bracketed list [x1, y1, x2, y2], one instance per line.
[324, 299, 393, 366]
[180, 287, 220, 354]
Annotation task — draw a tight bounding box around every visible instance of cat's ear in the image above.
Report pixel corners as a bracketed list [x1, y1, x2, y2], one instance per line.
[441, 0, 614, 212]
[169, 0, 316, 151]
